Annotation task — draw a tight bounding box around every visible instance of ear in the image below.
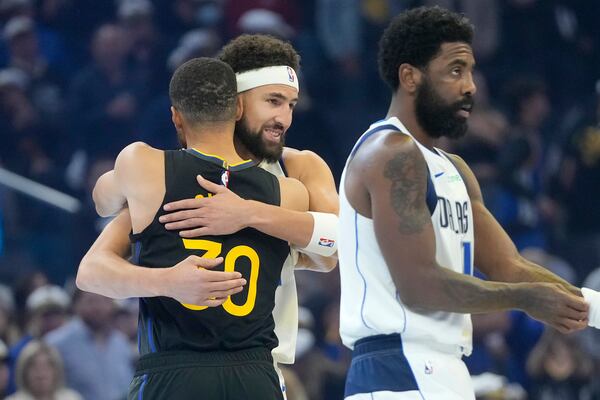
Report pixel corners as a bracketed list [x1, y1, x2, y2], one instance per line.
[398, 63, 422, 94]
[171, 106, 183, 130]
[235, 96, 243, 121]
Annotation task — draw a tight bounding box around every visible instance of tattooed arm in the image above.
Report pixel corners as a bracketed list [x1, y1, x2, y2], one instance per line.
[345, 132, 586, 333]
[446, 153, 581, 296]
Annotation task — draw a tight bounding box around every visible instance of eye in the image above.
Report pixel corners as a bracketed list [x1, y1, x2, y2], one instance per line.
[268, 98, 280, 106]
[451, 67, 462, 76]
[289, 103, 296, 110]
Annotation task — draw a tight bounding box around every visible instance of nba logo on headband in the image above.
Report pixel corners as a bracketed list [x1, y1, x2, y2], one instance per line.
[287, 66, 295, 83]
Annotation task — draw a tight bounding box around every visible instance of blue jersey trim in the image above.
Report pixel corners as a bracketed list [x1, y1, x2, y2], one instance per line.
[138, 374, 148, 400]
[132, 241, 142, 265]
[349, 124, 400, 159]
[355, 212, 373, 330]
[425, 167, 438, 215]
[147, 315, 157, 353]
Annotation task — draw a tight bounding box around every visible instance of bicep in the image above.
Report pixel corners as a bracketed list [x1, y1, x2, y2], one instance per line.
[366, 144, 439, 301]
[278, 177, 309, 211]
[296, 152, 339, 214]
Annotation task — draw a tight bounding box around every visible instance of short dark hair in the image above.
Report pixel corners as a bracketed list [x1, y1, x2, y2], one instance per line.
[378, 6, 473, 91]
[169, 57, 237, 124]
[218, 34, 300, 74]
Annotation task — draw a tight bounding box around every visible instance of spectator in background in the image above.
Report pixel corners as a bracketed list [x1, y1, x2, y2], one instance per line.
[117, 0, 168, 96]
[138, 28, 222, 150]
[45, 289, 133, 400]
[0, 68, 43, 175]
[67, 23, 143, 161]
[225, 0, 300, 38]
[112, 298, 138, 361]
[11, 271, 48, 330]
[0, 284, 20, 346]
[6, 340, 81, 400]
[153, 0, 205, 43]
[527, 329, 595, 400]
[0, 206, 3, 257]
[424, 0, 499, 66]
[554, 83, 600, 280]
[3, 16, 66, 129]
[7, 284, 70, 395]
[494, 77, 554, 250]
[0, 339, 10, 397]
[0, 0, 70, 74]
[452, 71, 508, 198]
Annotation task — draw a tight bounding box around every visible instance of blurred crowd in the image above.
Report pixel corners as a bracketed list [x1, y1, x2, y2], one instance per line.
[0, 0, 598, 399]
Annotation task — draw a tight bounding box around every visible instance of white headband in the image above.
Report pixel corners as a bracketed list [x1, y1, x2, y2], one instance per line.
[236, 65, 299, 93]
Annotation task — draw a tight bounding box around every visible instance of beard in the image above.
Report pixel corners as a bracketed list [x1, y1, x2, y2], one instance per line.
[235, 117, 285, 163]
[414, 77, 474, 140]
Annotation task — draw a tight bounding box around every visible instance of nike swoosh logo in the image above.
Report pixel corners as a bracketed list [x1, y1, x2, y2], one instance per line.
[434, 172, 445, 178]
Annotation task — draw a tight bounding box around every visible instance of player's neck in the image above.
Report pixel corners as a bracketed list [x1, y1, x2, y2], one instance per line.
[387, 95, 437, 150]
[184, 124, 246, 164]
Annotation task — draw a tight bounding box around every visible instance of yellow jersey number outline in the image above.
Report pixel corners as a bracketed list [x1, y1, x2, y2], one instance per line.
[180, 238, 260, 317]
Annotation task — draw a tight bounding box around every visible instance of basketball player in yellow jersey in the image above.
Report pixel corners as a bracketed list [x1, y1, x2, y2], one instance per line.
[88, 57, 308, 399]
[77, 35, 339, 397]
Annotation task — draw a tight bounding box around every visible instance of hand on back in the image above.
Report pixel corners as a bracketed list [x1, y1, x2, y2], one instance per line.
[162, 255, 246, 307]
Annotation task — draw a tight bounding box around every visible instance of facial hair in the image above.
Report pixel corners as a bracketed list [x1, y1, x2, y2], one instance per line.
[235, 117, 285, 163]
[414, 76, 474, 140]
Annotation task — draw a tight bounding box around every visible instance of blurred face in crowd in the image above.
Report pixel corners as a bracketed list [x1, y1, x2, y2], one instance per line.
[37, 308, 67, 336]
[236, 84, 297, 162]
[74, 292, 116, 332]
[10, 31, 39, 62]
[92, 25, 130, 72]
[25, 351, 58, 397]
[413, 42, 476, 140]
[0, 359, 8, 395]
[122, 15, 155, 48]
[519, 91, 550, 129]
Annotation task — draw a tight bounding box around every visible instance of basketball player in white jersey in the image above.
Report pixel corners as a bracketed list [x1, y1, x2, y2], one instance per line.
[339, 6, 589, 399]
[77, 35, 338, 397]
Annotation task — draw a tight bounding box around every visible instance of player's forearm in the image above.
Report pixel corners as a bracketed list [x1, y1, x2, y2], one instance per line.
[399, 265, 532, 314]
[76, 250, 164, 299]
[92, 171, 127, 217]
[494, 255, 581, 296]
[245, 200, 313, 247]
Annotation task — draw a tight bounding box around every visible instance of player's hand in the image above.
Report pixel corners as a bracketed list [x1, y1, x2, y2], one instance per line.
[159, 175, 248, 237]
[162, 255, 246, 307]
[523, 283, 589, 334]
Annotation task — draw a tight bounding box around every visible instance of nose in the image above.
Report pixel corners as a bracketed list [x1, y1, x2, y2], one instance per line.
[463, 72, 477, 97]
[274, 107, 293, 130]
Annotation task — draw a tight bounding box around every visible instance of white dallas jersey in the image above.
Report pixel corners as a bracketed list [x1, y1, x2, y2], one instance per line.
[339, 117, 474, 356]
[258, 159, 299, 364]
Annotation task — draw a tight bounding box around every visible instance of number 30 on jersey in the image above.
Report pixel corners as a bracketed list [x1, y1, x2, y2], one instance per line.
[180, 238, 259, 317]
